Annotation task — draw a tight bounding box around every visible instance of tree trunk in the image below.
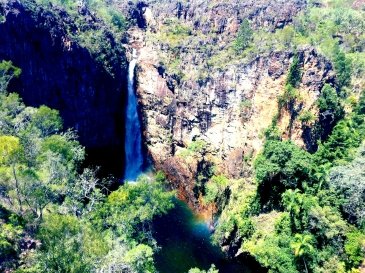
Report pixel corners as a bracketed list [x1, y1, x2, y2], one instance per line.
[12, 164, 23, 213]
[303, 257, 309, 273]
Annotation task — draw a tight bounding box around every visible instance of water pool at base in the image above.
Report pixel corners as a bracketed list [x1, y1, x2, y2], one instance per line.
[153, 200, 257, 273]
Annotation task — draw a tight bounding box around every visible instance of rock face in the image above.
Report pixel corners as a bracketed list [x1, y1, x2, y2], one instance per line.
[0, 0, 127, 176]
[119, 0, 307, 31]
[124, 0, 335, 209]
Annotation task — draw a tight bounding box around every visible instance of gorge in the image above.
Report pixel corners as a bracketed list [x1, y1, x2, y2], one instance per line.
[0, 0, 365, 273]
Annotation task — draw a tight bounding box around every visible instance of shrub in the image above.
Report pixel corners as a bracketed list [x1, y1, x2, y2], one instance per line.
[317, 84, 344, 122]
[278, 84, 300, 109]
[298, 111, 316, 123]
[204, 175, 229, 204]
[287, 55, 302, 88]
[234, 19, 253, 53]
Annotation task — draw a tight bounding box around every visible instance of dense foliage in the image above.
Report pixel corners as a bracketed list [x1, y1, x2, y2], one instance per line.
[203, 1, 365, 272]
[211, 95, 365, 272]
[0, 61, 175, 272]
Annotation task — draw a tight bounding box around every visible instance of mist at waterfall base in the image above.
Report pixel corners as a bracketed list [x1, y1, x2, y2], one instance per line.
[123, 52, 144, 182]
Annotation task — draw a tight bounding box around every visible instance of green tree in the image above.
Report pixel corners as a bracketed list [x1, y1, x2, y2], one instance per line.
[0, 222, 22, 263]
[355, 91, 365, 115]
[36, 214, 109, 273]
[329, 145, 365, 226]
[255, 140, 314, 188]
[282, 189, 303, 229]
[31, 106, 63, 137]
[40, 133, 85, 166]
[123, 244, 155, 273]
[0, 135, 24, 213]
[255, 140, 314, 208]
[307, 205, 347, 243]
[243, 230, 299, 273]
[315, 118, 363, 166]
[0, 93, 85, 221]
[92, 175, 175, 243]
[204, 175, 229, 205]
[0, 135, 21, 164]
[109, 9, 128, 30]
[314, 256, 346, 273]
[332, 44, 352, 89]
[291, 233, 314, 273]
[0, 60, 21, 92]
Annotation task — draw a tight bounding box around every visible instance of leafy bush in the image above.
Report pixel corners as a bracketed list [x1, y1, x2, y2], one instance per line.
[37, 214, 106, 273]
[189, 265, 219, 273]
[178, 139, 208, 158]
[0, 222, 23, 263]
[109, 9, 127, 30]
[171, 24, 192, 36]
[317, 84, 343, 117]
[242, 213, 298, 273]
[316, 84, 345, 141]
[315, 117, 365, 166]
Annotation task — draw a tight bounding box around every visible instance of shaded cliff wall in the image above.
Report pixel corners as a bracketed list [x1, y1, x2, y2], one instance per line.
[0, 1, 127, 176]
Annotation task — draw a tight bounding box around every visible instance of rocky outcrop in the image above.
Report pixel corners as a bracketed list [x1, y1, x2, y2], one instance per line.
[0, 0, 127, 176]
[134, 40, 334, 208]
[353, 0, 365, 9]
[124, 0, 335, 209]
[119, 0, 307, 32]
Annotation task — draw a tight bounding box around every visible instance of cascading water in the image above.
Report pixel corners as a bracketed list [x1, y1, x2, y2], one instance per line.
[124, 49, 144, 181]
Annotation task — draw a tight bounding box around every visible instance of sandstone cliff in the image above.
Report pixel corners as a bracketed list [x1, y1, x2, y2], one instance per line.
[123, 0, 336, 209]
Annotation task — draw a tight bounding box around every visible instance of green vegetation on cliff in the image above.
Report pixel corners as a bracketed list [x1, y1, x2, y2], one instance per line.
[210, 95, 365, 272]
[202, 1, 365, 272]
[14, 0, 129, 76]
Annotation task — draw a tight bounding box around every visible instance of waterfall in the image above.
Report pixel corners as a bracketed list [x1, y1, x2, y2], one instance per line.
[124, 49, 144, 181]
